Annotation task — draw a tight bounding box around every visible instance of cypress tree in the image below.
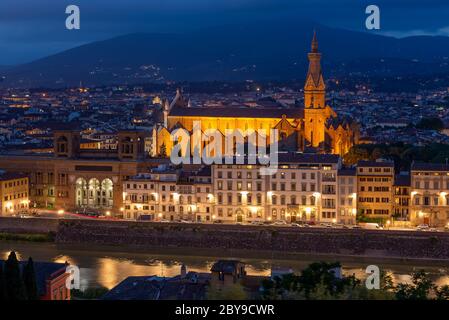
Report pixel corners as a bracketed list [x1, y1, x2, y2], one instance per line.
[4, 251, 27, 300]
[0, 263, 6, 300]
[23, 257, 38, 300]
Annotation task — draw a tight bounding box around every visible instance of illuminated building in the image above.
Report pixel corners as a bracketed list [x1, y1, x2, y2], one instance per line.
[410, 162, 449, 227]
[154, 32, 359, 158]
[0, 171, 29, 216]
[0, 127, 167, 215]
[356, 160, 394, 220]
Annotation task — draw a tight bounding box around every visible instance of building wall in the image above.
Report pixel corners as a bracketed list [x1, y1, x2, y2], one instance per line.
[338, 175, 357, 225]
[0, 176, 29, 216]
[410, 169, 449, 227]
[0, 155, 164, 215]
[357, 164, 394, 220]
[123, 161, 342, 224]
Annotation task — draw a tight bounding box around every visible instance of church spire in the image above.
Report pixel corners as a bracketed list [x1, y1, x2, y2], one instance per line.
[304, 30, 325, 109]
[311, 29, 318, 53]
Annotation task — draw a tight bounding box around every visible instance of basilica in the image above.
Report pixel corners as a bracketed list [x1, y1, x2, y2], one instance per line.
[153, 32, 359, 158]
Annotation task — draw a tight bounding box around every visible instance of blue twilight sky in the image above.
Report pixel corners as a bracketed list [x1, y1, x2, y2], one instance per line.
[0, 0, 448, 65]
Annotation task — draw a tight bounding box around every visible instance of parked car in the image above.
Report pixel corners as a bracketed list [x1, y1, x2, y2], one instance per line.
[416, 224, 430, 231]
[359, 223, 382, 230]
[272, 220, 288, 226]
[213, 219, 223, 224]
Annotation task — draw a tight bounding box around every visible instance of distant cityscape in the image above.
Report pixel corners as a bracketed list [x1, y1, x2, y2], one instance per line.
[2, 3, 449, 304]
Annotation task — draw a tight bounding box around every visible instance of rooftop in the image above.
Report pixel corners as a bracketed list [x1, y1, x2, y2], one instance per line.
[357, 160, 395, 168]
[411, 162, 449, 171]
[169, 105, 304, 119]
[0, 171, 28, 181]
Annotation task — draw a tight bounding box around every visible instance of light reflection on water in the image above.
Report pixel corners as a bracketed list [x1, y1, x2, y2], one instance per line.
[1, 242, 449, 290]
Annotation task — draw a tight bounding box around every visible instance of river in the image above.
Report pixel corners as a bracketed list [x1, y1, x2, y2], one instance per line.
[1, 241, 449, 290]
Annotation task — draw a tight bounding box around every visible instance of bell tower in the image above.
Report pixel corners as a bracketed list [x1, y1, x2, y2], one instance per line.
[304, 31, 326, 148]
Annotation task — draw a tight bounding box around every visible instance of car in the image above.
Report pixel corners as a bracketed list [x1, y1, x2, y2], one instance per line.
[159, 219, 170, 223]
[272, 220, 288, 226]
[416, 224, 430, 231]
[251, 221, 265, 226]
[291, 223, 301, 227]
[213, 219, 223, 224]
[179, 219, 192, 223]
[352, 225, 362, 229]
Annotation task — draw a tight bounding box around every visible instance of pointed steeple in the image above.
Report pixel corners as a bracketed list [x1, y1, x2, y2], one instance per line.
[311, 29, 318, 53]
[304, 30, 325, 109]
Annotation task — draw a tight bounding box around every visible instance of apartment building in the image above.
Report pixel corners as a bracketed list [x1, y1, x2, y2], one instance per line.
[122, 154, 343, 224]
[337, 168, 357, 225]
[0, 171, 29, 216]
[212, 154, 340, 224]
[123, 165, 214, 221]
[410, 163, 449, 227]
[122, 166, 178, 220]
[356, 160, 394, 220]
[393, 174, 411, 221]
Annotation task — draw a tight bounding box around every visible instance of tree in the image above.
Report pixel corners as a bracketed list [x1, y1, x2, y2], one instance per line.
[435, 285, 449, 300]
[343, 146, 369, 165]
[297, 262, 358, 299]
[23, 257, 38, 300]
[207, 282, 248, 300]
[0, 263, 6, 300]
[4, 251, 27, 300]
[416, 117, 444, 131]
[395, 270, 435, 300]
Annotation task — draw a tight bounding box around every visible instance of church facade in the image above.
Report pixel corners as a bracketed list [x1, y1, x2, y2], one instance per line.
[154, 32, 359, 159]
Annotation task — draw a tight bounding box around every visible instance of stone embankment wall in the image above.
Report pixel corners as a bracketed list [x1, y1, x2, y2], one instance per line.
[2, 217, 449, 260]
[54, 219, 449, 260]
[0, 217, 59, 234]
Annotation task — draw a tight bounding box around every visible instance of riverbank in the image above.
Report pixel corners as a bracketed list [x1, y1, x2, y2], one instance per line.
[0, 232, 54, 242]
[2, 217, 449, 262]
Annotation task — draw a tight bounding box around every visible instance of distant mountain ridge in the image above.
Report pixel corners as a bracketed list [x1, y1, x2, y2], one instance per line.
[2, 20, 449, 88]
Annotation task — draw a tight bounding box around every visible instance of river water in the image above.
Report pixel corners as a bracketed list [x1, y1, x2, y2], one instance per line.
[1, 242, 449, 290]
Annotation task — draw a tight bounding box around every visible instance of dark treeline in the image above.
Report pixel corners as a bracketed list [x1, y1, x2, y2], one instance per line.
[344, 142, 449, 171]
[261, 261, 449, 300]
[0, 251, 38, 301]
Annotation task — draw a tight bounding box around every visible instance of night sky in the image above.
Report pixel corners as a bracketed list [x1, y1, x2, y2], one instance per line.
[0, 0, 448, 65]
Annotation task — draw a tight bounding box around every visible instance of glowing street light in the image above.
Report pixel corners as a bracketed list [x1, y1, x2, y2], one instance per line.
[57, 209, 64, 215]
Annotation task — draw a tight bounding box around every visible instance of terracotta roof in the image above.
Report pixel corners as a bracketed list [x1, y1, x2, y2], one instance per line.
[169, 106, 304, 119]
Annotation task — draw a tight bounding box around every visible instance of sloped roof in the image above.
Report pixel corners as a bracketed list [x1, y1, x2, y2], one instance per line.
[169, 106, 304, 119]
